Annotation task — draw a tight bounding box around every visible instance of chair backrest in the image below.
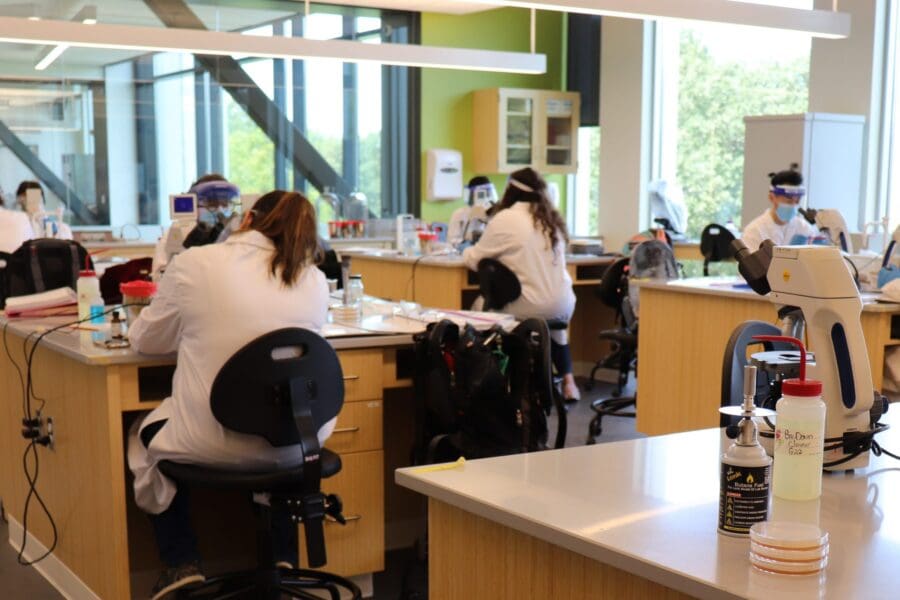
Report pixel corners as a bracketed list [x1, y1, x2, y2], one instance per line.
[700, 223, 737, 275]
[210, 328, 344, 448]
[720, 321, 793, 426]
[595, 256, 630, 310]
[477, 258, 521, 311]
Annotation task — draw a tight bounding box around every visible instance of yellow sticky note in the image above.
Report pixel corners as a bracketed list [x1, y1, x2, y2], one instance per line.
[412, 457, 466, 473]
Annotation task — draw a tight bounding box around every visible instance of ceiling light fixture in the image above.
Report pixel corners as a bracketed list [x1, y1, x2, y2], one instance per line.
[31, 5, 97, 71]
[459, 0, 850, 39]
[1, 15, 545, 74]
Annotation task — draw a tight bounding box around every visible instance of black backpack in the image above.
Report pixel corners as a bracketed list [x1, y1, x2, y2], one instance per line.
[413, 318, 561, 463]
[0, 239, 93, 309]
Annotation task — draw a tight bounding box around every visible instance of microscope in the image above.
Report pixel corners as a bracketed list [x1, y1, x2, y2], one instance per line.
[732, 240, 885, 470]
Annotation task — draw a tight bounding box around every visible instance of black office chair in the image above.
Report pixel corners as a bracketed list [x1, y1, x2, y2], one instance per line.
[720, 321, 793, 427]
[700, 223, 737, 276]
[157, 328, 361, 600]
[586, 257, 632, 392]
[586, 241, 679, 444]
[476, 258, 522, 311]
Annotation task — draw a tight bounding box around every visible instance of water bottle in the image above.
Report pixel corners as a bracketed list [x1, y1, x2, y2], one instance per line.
[77, 270, 101, 322]
[347, 275, 364, 305]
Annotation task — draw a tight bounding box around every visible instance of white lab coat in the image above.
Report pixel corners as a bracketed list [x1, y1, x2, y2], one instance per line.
[0, 207, 35, 253]
[448, 206, 472, 244]
[127, 230, 333, 514]
[462, 201, 575, 344]
[741, 210, 818, 251]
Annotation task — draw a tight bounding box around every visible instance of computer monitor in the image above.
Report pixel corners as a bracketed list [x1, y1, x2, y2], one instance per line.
[170, 193, 198, 220]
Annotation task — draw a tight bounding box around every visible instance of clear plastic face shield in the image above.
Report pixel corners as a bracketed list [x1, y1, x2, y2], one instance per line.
[466, 182, 498, 209]
[770, 184, 806, 222]
[191, 181, 241, 226]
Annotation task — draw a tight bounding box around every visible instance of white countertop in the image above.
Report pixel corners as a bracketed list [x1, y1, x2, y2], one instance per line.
[396, 415, 900, 600]
[637, 277, 900, 314]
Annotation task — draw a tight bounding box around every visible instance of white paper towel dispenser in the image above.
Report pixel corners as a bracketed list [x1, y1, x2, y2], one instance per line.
[426, 149, 463, 201]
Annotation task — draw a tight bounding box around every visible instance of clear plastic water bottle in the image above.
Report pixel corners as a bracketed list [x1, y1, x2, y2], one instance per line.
[347, 275, 364, 305]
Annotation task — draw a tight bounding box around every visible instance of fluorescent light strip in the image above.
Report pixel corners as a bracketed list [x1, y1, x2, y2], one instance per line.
[34, 44, 68, 70]
[0, 16, 546, 74]
[459, 0, 851, 39]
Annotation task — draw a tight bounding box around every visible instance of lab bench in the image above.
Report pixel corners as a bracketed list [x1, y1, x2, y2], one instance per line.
[396, 411, 900, 599]
[0, 317, 415, 599]
[634, 277, 900, 437]
[342, 250, 618, 376]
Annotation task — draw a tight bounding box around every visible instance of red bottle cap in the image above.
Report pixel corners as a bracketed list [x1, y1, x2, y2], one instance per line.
[752, 335, 822, 397]
[120, 280, 158, 298]
[79, 269, 96, 277]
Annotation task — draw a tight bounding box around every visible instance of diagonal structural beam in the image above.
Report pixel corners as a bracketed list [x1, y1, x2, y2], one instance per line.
[0, 119, 96, 224]
[143, 0, 351, 195]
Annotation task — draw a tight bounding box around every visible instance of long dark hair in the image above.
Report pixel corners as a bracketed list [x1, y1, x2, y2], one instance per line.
[495, 168, 568, 251]
[239, 190, 322, 286]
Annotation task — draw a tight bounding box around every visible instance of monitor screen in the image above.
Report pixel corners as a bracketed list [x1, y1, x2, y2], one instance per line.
[170, 193, 198, 220]
[173, 195, 195, 214]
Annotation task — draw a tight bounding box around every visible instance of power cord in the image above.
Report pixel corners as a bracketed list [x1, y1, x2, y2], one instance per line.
[3, 306, 135, 566]
[408, 255, 427, 302]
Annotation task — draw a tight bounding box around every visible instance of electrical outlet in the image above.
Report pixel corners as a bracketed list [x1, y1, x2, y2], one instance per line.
[44, 417, 54, 450]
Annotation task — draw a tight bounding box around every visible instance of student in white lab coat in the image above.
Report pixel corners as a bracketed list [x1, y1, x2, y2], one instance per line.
[15, 181, 73, 240]
[448, 176, 498, 245]
[127, 189, 332, 599]
[462, 167, 580, 402]
[152, 174, 242, 280]
[0, 192, 34, 253]
[741, 164, 818, 250]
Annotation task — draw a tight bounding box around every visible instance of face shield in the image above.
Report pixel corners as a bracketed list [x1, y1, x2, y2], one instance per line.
[191, 181, 241, 224]
[466, 182, 498, 209]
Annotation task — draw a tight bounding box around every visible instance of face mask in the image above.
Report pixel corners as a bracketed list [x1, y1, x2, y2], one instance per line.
[775, 203, 798, 222]
[198, 207, 218, 227]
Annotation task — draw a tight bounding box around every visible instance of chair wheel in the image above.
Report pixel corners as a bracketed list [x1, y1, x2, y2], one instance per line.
[586, 418, 602, 444]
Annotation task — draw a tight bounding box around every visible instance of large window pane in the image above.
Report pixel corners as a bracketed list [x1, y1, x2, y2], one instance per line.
[657, 3, 812, 239]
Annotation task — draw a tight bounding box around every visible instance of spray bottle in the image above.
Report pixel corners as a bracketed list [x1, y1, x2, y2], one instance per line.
[718, 364, 774, 536]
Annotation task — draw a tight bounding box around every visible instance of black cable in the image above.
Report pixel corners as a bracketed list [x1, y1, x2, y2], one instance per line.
[408, 255, 427, 302]
[5, 306, 137, 566]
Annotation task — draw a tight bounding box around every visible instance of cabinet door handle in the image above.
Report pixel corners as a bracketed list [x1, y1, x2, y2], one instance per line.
[326, 514, 362, 523]
[342, 374, 360, 381]
[333, 426, 360, 434]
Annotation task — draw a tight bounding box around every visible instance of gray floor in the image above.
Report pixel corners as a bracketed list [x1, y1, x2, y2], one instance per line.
[0, 377, 640, 600]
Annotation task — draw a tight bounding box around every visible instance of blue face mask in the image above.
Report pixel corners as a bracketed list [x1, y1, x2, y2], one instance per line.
[775, 203, 798, 222]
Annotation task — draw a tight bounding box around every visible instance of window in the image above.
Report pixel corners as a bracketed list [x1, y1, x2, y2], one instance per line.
[570, 127, 599, 236]
[655, 1, 813, 239]
[0, 3, 418, 234]
[885, 1, 900, 228]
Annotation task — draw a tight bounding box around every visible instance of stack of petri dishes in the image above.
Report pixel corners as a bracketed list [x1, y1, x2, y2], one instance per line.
[749, 521, 829, 576]
[331, 304, 362, 323]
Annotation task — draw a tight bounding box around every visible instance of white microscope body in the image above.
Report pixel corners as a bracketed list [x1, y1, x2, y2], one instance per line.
[766, 245, 873, 469]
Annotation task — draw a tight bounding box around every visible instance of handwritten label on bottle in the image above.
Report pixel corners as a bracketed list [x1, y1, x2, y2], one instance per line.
[775, 426, 822, 458]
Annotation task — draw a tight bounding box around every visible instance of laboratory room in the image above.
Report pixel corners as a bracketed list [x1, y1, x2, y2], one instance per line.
[3, 1, 900, 600]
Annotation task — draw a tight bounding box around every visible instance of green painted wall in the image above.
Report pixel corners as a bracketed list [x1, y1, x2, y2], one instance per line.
[419, 9, 567, 223]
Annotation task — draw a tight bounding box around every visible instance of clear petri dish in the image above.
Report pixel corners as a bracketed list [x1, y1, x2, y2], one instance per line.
[750, 551, 828, 576]
[751, 540, 829, 562]
[750, 521, 829, 550]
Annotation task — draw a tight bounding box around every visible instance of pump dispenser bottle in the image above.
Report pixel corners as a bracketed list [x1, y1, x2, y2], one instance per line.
[753, 335, 826, 501]
[718, 365, 773, 536]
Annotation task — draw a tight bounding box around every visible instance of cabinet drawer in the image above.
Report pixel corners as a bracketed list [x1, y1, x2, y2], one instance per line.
[337, 349, 383, 402]
[326, 400, 383, 454]
[301, 450, 385, 576]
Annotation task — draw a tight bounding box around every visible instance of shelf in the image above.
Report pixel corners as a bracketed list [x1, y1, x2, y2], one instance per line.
[507, 112, 532, 117]
[546, 145, 571, 150]
[506, 144, 531, 149]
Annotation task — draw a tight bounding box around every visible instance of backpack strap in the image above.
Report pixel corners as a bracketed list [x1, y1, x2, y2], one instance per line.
[69, 243, 81, 288]
[28, 244, 45, 293]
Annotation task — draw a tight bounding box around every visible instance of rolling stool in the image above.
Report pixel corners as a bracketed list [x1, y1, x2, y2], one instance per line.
[157, 328, 361, 600]
[586, 327, 637, 444]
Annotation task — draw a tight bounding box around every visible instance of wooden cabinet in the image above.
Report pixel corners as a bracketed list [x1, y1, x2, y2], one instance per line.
[299, 349, 386, 576]
[472, 88, 580, 174]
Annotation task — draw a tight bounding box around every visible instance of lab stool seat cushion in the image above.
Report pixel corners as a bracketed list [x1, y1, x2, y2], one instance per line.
[158, 448, 341, 492]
